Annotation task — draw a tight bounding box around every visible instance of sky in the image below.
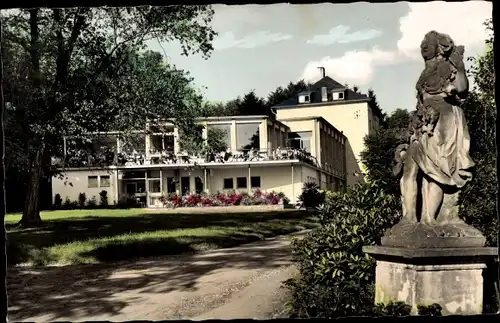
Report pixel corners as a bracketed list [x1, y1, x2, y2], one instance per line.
[146, 1, 493, 115]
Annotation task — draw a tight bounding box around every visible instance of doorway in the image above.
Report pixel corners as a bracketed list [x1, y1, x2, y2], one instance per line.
[181, 176, 190, 195]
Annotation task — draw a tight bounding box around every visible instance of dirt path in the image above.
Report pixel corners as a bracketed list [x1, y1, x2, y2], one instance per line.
[7, 231, 306, 322]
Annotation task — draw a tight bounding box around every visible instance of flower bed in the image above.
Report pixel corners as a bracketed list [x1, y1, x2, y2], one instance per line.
[159, 190, 290, 208]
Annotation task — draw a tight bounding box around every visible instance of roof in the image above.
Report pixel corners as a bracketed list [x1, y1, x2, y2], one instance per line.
[272, 76, 370, 108]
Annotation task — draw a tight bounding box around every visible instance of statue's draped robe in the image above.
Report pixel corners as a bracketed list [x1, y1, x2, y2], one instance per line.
[412, 96, 475, 188]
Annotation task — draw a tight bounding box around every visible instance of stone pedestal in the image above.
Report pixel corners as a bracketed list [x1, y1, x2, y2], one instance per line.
[363, 246, 497, 315]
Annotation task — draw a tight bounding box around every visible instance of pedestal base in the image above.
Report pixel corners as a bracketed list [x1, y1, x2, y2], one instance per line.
[363, 246, 497, 315]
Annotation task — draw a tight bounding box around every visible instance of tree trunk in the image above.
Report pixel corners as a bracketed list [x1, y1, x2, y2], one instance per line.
[0, 16, 10, 322]
[19, 145, 46, 227]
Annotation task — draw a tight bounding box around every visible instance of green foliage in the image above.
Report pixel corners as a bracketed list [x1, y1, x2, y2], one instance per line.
[1, 6, 216, 224]
[99, 190, 109, 207]
[203, 80, 309, 117]
[87, 196, 98, 209]
[266, 80, 308, 108]
[371, 302, 412, 317]
[206, 127, 229, 154]
[298, 182, 325, 209]
[417, 303, 443, 316]
[78, 193, 87, 208]
[285, 181, 401, 318]
[360, 109, 410, 195]
[117, 194, 140, 209]
[53, 194, 63, 209]
[178, 124, 205, 156]
[459, 18, 497, 247]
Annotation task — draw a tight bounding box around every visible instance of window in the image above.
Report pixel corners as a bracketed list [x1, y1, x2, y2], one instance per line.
[122, 171, 146, 179]
[288, 131, 312, 153]
[100, 175, 111, 187]
[251, 176, 261, 188]
[298, 95, 310, 104]
[148, 179, 161, 193]
[338, 92, 344, 99]
[223, 178, 234, 190]
[236, 123, 260, 151]
[121, 134, 146, 155]
[236, 177, 247, 189]
[88, 176, 98, 188]
[147, 170, 161, 179]
[207, 124, 232, 149]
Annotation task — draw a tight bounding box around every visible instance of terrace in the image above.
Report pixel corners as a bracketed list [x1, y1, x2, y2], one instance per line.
[54, 146, 319, 169]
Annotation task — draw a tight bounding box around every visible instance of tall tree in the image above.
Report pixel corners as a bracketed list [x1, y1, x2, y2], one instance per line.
[2, 6, 216, 226]
[360, 108, 410, 195]
[367, 88, 385, 122]
[266, 80, 307, 108]
[236, 90, 267, 116]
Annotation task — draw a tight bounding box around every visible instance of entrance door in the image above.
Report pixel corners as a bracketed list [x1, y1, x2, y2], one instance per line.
[181, 176, 190, 196]
[126, 183, 136, 195]
[195, 177, 203, 194]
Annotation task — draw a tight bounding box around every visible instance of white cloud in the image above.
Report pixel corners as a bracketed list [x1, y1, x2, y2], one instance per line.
[397, 1, 492, 59]
[306, 25, 382, 45]
[214, 31, 293, 50]
[301, 47, 401, 85]
[300, 1, 492, 85]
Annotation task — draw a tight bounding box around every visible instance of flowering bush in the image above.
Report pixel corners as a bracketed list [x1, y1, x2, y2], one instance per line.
[159, 190, 287, 208]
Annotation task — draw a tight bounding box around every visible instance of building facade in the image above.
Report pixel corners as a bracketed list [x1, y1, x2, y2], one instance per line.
[52, 114, 347, 207]
[272, 75, 382, 186]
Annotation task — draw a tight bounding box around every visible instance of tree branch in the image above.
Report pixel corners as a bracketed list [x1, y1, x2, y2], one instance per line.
[66, 8, 88, 58]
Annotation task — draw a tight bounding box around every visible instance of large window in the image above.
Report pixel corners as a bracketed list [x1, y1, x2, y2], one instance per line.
[148, 179, 161, 193]
[150, 135, 175, 154]
[100, 175, 111, 187]
[88, 176, 98, 188]
[288, 131, 312, 153]
[120, 134, 146, 155]
[236, 123, 260, 151]
[207, 124, 231, 149]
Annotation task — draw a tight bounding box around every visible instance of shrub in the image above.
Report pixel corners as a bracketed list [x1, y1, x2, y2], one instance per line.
[53, 194, 63, 209]
[99, 190, 109, 207]
[298, 182, 325, 209]
[285, 181, 401, 318]
[78, 192, 87, 208]
[159, 190, 288, 208]
[87, 196, 98, 209]
[117, 194, 138, 208]
[63, 198, 78, 210]
[370, 301, 412, 317]
[417, 303, 442, 316]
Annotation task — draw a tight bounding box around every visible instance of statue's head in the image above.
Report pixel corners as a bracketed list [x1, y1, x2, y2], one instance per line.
[420, 31, 455, 60]
[417, 31, 468, 98]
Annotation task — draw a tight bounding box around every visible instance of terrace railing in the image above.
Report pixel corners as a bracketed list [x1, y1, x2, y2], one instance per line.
[55, 146, 320, 168]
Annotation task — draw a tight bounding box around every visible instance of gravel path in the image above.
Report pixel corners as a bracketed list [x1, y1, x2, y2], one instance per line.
[8, 231, 307, 322]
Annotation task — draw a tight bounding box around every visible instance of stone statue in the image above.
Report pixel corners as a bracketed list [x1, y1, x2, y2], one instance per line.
[383, 31, 485, 248]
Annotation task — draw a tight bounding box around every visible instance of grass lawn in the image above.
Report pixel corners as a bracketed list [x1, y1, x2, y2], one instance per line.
[6, 208, 317, 266]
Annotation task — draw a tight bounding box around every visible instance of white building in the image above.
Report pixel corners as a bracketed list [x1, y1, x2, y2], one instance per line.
[52, 74, 380, 207]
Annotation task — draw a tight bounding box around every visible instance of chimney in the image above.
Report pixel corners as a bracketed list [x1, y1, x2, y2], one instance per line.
[317, 66, 326, 79]
[321, 86, 328, 102]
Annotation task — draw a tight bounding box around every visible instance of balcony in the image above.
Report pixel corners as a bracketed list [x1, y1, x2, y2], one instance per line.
[55, 146, 319, 169]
